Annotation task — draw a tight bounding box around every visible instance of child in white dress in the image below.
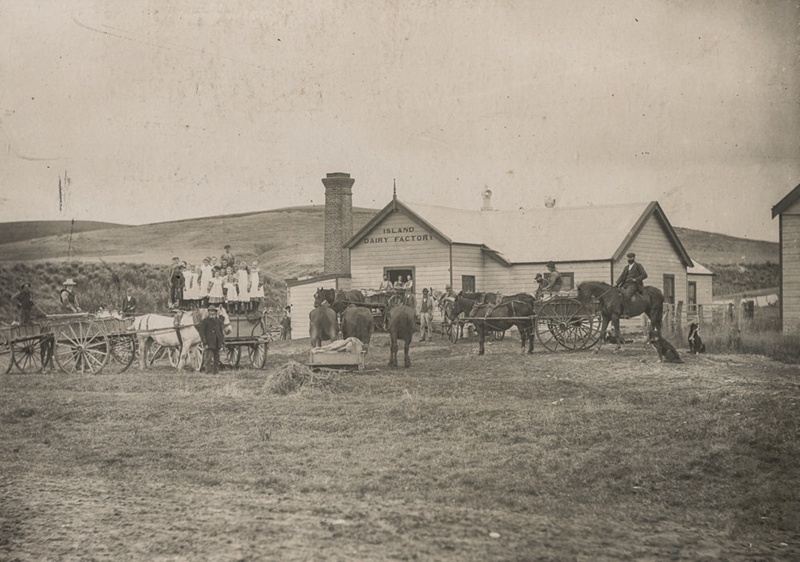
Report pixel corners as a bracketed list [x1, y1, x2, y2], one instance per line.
[223, 266, 239, 313]
[198, 258, 214, 307]
[249, 260, 264, 312]
[207, 269, 225, 306]
[236, 263, 250, 314]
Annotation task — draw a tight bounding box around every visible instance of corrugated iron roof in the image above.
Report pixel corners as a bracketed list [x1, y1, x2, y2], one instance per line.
[400, 200, 653, 263]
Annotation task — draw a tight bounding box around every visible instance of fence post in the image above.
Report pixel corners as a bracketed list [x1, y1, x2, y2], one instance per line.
[675, 301, 683, 341]
[697, 304, 704, 327]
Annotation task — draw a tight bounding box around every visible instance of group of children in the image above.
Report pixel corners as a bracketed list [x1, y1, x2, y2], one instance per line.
[169, 248, 264, 313]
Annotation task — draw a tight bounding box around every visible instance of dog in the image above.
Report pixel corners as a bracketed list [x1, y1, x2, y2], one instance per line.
[648, 330, 682, 363]
[687, 322, 706, 354]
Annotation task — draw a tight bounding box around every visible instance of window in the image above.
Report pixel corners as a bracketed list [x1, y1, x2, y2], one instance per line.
[688, 281, 697, 306]
[384, 266, 416, 288]
[663, 274, 675, 305]
[461, 275, 475, 293]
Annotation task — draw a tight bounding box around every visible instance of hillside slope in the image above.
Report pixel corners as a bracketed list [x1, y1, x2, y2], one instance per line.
[0, 220, 126, 245]
[674, 227, 778, 265]
[0, 207, 376, 279]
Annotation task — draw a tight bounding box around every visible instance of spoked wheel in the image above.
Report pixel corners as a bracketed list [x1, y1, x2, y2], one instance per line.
[11, 335, 50, 374]
[247, 340, 268, 369]
[536, 298, 600, 352]
[1, 332, 14, 374]
[148, 343, 179, 368]
[490, 330, 506, 341]
[53, 321, 110, 374]
[387, 294, 404, 309]
[219, 345, 241, 368]
[109, 334, 137, 372]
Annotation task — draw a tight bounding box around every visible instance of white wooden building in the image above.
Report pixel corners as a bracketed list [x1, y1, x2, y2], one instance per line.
[772, 183, 800, 332]
[346, 195, 695, 303]
[286, 173, 711, 340]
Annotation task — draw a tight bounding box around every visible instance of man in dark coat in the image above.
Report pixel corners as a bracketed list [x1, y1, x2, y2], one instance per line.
[615, 252, 648, 299]
[11, 282, 35, 325]
[197, 306, 226, 373]
[121, 289, 137, 317]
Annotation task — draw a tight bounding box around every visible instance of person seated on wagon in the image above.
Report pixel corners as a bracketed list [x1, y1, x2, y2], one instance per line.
[535, 261, 562, 299]
[60, 279, 82, 313]
[379, 274, 393, 291]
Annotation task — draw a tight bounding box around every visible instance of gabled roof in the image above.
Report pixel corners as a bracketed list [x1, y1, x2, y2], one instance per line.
[772, 183, 800, 217]
[347, 198, 694, 267]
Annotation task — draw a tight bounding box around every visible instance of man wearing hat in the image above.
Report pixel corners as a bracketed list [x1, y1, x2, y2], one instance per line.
[60, 279, 81, 313]
[11, 282, 35, 325]
[536, 261, 562, 299]
[197, 305, 226, 374]
[615, 252, 648, 298]
[419, 287, 434, 342]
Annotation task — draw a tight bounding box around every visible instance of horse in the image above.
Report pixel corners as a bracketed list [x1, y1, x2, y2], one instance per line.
[132, 307, 231, 371]
[387, 304, 415, 368]
[341, 306, 374, 352]
[309, 304, 338, 348]
[313, 287, 365, 315]
[448, 292, 536, 355]
[576, 281, 664, 353]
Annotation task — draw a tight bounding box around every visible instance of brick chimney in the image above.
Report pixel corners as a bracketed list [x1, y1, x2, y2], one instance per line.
[322, 172, 354, 275]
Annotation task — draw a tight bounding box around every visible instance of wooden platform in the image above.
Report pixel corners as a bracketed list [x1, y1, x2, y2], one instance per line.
[308, 338, 366, 371]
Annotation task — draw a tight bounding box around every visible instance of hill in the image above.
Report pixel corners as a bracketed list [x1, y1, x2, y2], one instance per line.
[673, 227, 778, 265]
[0, 207, 377, 279]
[0, 220, 127, 245]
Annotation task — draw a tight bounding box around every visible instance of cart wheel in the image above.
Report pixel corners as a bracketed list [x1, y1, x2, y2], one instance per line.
[448, 321, 459, 344]
[387, 294, 404, 309]
[109, 334, 137, 372]
[11, 336, 49, 374]
[0, 332, 13, 374]
[148, 343, 179, 367]
[219, 345, 241, 368]
[54, 321, 110, 374]
[248, 341, 268, 369]
[536, 298, 599, 352]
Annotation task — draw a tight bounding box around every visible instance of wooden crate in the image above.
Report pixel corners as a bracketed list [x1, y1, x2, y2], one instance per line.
[308, 338, 365, 371]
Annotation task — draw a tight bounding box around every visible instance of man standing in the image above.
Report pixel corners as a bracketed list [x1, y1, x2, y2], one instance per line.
[220, 245, 235, 269]
[419, 288, 434, 342]
[379, 274, 393, 291]
[170, 262, 185, 308]
[197, 305, 226, 373]
[615, 252, 648, 299]
[121, 289, 137, 317]
[11, 282, 35, 325]
[281, 305, 292, 340]
[60, 279, 81, 313]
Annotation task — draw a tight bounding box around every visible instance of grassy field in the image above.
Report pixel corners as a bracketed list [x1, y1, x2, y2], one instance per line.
[1, 334, 798, 560]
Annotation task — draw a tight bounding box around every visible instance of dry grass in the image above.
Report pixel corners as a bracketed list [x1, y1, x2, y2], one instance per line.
[1, 334, 798, 560]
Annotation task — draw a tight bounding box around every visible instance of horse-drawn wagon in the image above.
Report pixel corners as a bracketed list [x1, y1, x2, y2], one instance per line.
[314, 287, 408, 331]
[445, 292, 602, 353]
[0, 313, 138, 375]
[215, 310, 280, 369]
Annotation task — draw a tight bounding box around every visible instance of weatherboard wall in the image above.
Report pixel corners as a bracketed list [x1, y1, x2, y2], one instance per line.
[286, 275, 351, 341]
[349, 209, 452, 302]
[780, 200, 800, 332]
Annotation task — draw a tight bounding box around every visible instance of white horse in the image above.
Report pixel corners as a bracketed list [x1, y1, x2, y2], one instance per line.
[132, 308, 231, 371]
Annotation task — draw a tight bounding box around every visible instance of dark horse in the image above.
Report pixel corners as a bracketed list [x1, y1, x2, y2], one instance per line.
[314, 287, 365, 315]
[309, 304, 338, 348]
[341, 306, 374, 353]
[577, 281, 664, 353]
[387, 303, 415, 368]
[448, 292, 536, 355]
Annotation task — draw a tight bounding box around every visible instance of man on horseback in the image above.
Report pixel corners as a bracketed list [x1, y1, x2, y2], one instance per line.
[615, 252, 648, 300]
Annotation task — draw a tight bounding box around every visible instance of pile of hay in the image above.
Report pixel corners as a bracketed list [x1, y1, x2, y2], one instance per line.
[265, 360, 340, 395]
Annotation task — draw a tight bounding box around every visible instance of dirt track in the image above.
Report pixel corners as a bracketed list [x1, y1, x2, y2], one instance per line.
[1, 333, 798, 560]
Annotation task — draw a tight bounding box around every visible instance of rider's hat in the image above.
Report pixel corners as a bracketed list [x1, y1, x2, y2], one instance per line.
[626, 252, 636, 258]
[546, 261, 556, 269]
[63, 278, 77, 286]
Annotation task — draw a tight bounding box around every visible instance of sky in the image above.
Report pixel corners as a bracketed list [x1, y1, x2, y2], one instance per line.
[1, 0, 798, 242]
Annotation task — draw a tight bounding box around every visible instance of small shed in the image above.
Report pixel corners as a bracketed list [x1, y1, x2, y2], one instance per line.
[771, 183, 800, 332]
[285, 274, 351, 340]
[687, 260, 714, 323]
